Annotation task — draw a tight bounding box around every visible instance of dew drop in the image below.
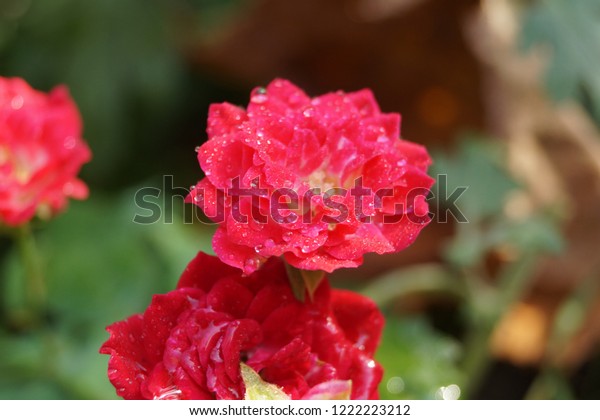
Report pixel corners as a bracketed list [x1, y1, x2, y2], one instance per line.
[62, 182, 74, 195]
[10, 95, 23, 110]
[154, 386, 182, 400]
[195, 146, 200, 152]
[251, 87, 268, 104]
[63, 136, 76, 150]
[210, 347, 223, 363]
[376, 135, 388, 143]
[251, 95, 267, 104]
[244, 257, 259, 271]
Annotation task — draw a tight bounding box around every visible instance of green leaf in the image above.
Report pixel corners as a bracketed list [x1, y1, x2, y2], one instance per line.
[520, 0, 600, 121]
[284, 263, 325, 302]
[241, 363, 290, 400]
[431, 137, 518, 224]
[360, 264, 465, 308]
[0, 0, 187, 187]
[0, 191, 214, 399]
[376, 317, 464, 400]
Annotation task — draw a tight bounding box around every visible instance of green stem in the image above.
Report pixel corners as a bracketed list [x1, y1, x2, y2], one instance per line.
[360, 264, 466, 308]
[16, 224, 46, 317]
[462, 252, 539, 398]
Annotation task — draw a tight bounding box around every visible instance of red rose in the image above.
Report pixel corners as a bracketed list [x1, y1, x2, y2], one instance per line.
[188, 79, 434, 274]
[0, 77, 91, 226]
[100, 252, 383, 400]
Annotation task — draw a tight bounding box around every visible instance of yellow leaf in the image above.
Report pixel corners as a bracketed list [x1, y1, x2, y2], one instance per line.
[241, 363, 290, 400]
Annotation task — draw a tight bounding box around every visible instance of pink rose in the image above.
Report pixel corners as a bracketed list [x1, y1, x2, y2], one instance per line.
[189, 79, 434, 274]
[100, 252, 383, 400]
[0, 77, 91, 226]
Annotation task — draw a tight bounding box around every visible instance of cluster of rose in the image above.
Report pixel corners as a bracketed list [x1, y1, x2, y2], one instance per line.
[0, 77, 433, 400]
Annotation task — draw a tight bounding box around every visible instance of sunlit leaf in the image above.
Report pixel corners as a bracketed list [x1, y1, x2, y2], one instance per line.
[241, 363, 290, 400]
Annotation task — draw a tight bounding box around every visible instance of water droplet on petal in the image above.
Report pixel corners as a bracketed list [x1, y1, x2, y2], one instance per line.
[62, 182, 74, 195]
[153, 385, 182, 400]
[10, 95, 23, 110]
[251, 95, 267, 104]
[244, 257, 260, 271]
[64, 136, 76, 150]
[251, 87, 268, 104]
[195, 146, 200, 152]
[376, 135, 388, 143]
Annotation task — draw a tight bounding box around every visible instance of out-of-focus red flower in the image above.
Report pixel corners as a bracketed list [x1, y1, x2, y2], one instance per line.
[100, 252, 383, 400]
[0, 77, 91, 226]
[188, 79, 434, 274]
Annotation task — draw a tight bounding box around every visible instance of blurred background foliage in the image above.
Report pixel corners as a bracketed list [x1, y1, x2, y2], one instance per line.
[1, 0, 600, 399]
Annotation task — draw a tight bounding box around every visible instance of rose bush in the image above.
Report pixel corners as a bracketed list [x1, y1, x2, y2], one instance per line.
[0, 77, 91, 226]
[100, 252, 383, 400]
[189, 79, 434, 274]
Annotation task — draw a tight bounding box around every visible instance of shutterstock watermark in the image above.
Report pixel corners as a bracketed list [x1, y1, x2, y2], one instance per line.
[133, 175, 468, 225]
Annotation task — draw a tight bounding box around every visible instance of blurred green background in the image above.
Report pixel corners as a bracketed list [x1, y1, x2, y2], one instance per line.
[1, 0, 600, 399]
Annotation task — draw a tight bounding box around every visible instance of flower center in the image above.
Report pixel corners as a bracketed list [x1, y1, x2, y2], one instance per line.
[0, 146, 33, 184]
[308, 168, 339, 192]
